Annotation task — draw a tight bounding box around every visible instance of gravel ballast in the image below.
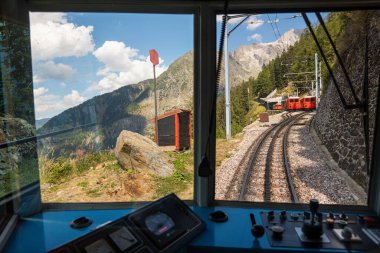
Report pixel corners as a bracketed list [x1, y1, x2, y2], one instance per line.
[216, 112, 367, 205]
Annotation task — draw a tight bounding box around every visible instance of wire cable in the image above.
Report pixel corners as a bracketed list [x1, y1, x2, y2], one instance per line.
[267, 14, 279, 40]
[274, 13, 282, 38]
[198, 0, 229, 177]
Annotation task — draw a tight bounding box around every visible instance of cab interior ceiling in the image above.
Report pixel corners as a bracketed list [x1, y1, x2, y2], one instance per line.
[14, 0, 380, 214]
[27, 0, 380, 13]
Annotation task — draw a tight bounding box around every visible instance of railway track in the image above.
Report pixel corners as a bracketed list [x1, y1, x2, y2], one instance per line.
[223, 112, 308, 203]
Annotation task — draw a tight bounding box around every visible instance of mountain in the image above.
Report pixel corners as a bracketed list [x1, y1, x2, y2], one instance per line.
[38, 30, 299, 157]
[38, 51, 193, 155]
[39, 80, 151, 148]
[226, 29, 301, 86]
[35, 118, 50, 129]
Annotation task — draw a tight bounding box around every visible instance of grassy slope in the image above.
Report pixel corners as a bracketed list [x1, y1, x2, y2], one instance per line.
[40, 150, 194, 202]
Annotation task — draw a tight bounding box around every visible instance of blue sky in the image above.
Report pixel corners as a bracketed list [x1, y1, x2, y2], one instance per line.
[217, 13, 325, 51]
[30, 12, 324, 120]
[30, 13, 193, 119]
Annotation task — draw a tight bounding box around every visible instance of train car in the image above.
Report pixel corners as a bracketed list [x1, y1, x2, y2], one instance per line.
[300, 96, 316, 110]
[273, 103, 282, 110]
[286, 96, 301, 110]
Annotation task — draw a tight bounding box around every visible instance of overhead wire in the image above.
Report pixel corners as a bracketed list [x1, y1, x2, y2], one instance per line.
[243, 13, 300, 41]
[266, 14, 279, 40]
[274, 13, 282, 38]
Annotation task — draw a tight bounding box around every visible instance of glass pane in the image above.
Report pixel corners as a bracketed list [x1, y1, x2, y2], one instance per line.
[0, 12, 39, 200]
[215, 11, 379, 205]
[30, 12, 194, 203]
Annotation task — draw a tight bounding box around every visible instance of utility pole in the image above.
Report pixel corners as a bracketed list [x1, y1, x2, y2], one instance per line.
[315, 52, 319, 108]
[319, 61, 322, 95]
[149, 49, 159, 144]
[224, 22, 231, 140]
[224, 15, 250, 141]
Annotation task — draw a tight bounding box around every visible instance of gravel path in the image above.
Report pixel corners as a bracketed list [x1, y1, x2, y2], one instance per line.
[216, 111, 366, 205]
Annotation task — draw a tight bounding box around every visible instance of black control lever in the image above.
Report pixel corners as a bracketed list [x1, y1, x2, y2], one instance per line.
[250, 213, 265, 238]
[310, 199, 319, 224]
[302, 199, 323, 239]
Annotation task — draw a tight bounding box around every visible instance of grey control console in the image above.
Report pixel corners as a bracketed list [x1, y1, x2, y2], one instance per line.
[49, 194, 205, 253]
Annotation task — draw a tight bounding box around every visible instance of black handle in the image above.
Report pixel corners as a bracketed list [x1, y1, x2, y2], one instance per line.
[250, 213, 257, 226]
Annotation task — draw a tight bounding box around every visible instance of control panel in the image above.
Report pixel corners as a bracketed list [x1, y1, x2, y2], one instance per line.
[49, 194, 205, 253]
[259, 199, 380, 251]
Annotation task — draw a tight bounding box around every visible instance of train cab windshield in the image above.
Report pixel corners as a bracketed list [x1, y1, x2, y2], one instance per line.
[1, 1, 380, 253]
[215, 9, 379, 207]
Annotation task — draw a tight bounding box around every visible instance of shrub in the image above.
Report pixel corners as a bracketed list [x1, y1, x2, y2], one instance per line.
[44, 157, 73, 184]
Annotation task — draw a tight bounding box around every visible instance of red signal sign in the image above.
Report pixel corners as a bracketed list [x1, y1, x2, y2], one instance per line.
[149, 49, 159, 66]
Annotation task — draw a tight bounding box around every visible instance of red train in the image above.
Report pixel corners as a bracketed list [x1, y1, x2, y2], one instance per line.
[276, 96, 316, 110]
[282, 96, 301, 110]
[300, 96, 317, 110]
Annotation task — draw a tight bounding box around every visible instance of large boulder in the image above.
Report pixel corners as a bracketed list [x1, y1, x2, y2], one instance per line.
[115, 130, 174, 177]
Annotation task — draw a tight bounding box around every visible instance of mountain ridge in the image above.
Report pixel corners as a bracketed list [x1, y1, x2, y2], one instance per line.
[229, 29, 302, 84]
[39, 29, 300, 156]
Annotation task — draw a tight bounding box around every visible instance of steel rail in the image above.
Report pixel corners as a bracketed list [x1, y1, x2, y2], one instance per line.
[238, 113, 292, 201]
[282, 112, 309, 203]
[223, 124, 274, 200]
[263, 115, 296, 202]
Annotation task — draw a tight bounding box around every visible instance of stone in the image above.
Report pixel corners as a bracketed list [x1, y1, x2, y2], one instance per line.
[115, 130, 174, 177]
[0, 116, 36, 176]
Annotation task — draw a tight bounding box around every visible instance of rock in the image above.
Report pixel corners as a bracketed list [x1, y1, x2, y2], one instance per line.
[115, 130, 174, 177]
[0, 116, 36, 176]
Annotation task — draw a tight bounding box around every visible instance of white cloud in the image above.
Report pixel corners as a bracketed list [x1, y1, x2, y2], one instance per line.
[30, 12, 95, 61]
[33, 75, 44, 84]
[248, 33, 263, 42]
[33, 87, 49, 96]
[63, 90, 86, 105]
[34, 93, 60, 118]
[246, 16, 264, 31]
[91, 41, 167, 94]
[34, 89, 86, 119]
[93, 41, 139, 72]
[34, 61, 76, 82]
[216, 14, 245, 25]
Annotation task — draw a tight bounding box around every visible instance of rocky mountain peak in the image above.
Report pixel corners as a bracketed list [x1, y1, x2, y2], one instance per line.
[229, 29, 301, 84]
[275, 29, 302, 47]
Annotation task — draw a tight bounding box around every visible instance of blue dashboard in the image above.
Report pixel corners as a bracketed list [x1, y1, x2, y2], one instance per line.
[5, 197, 380, 253]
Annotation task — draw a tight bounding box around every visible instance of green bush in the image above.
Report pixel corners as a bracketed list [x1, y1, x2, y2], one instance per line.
[44, 157, 73, 184]
[41, 151, 117, 185]
[244, 102, 266, 123]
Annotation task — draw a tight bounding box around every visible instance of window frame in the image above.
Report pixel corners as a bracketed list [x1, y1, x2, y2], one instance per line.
[28, 2, 202, 210]
[26, 0, 380, 214]
[210, 1, 380, 213]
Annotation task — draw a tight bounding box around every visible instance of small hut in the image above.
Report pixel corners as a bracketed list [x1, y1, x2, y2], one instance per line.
[154, 109, 191, 151]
